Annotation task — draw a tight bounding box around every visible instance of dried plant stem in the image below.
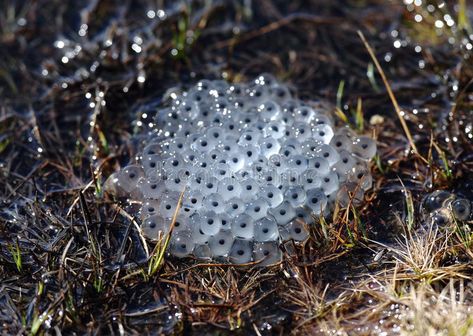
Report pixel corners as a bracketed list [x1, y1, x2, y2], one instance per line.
[357, 31, 420, 157]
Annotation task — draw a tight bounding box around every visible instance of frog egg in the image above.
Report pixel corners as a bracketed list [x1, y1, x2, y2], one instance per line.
[270, 201, 297, 225]
[142, 215, 168, 240]
[264, 121, 286, 139]
[260, 184, 284, 208]
[330, 134, 352, 152]
[320, 171, 340, 195]
[253, 241, 281, 266]
[195, 210, 222, 235]
[217, 177, 242, 201]
[191, 222, 211, 245]
[428, 209, 452, 227]
[209, 230, 235, 257]
[240, 178, 260, 202]
[284, 219, 310, 242]
[312, 124, 334, 144]
[301, 139, 324, 158]
[118, 165, 145, 189]
[142, 154, 164, 175]
[268, 154, 284, 172]
[169, 231, 195, 258]
[284, 186, 307, 207]
[422, 190, 453, 212]
[294, 106, 316, 122]
[158, 192, 181, 218]
[314, 144, 340, 166]
[311, 113, 333, 127]
[164, 171, 189, 192]
[348, 166, 373, 191]
[168, 137, 187, 153]
[280, 141, 302, 158]
[200, 177, 219, 196]
[333, 150, 356, 178]
[182, 189, 204, 209]
[211, 163, 232, 180]
[139, 178, 167, 200]
[258, 100, 281, 121]
[260, 137, 281, 158]
[242, 145, 261, 164]
[307, 157, 330, 176]
[172, 214, 190, 232]
[260, 169, 278, 185]
[191, 135, 213, 153]
[227, 83, 246, 97]
[181, 148, 200, 165]
[229, 239, 253, 264]
[203, 193, 226, 214]
[305, 188, 328, 215]
[238, 129, 261, 147]
[292, 122, 312, 142]
[225, 197, 246, 217]
[226, 151, 246, 172]
[336, 182, 365, 207]
[301, 169, 322, 191]
[193, 244, 212, 260]
[284, 154, 308, 174]
[246, 199, 270, 221]
[217, 213, 232, 231]
[451, 198, 471, 221]
[295, 207, 315, 225]
[232, 214, 255, 239]
[254, 217, 279, 242]
[141, 199, 161, 220]
[270, 84, 291, 104]
[351, 136, 377, 161]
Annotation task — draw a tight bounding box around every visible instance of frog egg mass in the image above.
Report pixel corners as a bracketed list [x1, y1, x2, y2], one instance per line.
[106, 74, 377, 265]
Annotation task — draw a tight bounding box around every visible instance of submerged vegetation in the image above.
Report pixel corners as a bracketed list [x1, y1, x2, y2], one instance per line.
[0, 0, 472, 334]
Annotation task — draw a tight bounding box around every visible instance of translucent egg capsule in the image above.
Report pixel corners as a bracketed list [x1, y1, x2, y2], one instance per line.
[294, 106, 316, 122]
[191, 223, 210, 245]
[333, 150, 356, 178]
[259, 137, 281, 158]
[238, 129, 261, 147]
[246, 199, 270, 221]
[351, 136, 377, 161]
[270, 84, 291, 104]
[314, 144, 340, 166]
[301, 139, 324, 158]
[158, 192, 181, 218]
[312, 124, 334, 144]
[305, 188, 328, 215]
[451, 198, 471, 221]
[232, 214, 255, 239]
[270, 201, 297, 225]
[301, 169, 322, 191]
[330, 133, 352, 152]
[284, 154, 308, 174]
[200, 177, 219, 197]
[226, 151, 246, 172]
[295, 207, 315, 225]
[260, 184, 284, 208]
[254, 73, 278, 87]
[253, 241, 281, 266]
[336, 182, 364, 207]
[209, 230, 235, 257]
[142, 154, 164, 175]
[169, 231, 195, 258]
[284, 219, 310, 242]
[242, 145, 261, 164]
[307, 157, 330, 176]
[164, 171, 189, 192]
[264, 121, 286, 139]
[240, 178, 259, 202]
[203, 193, 226, 214]
[254, 217, 279, 242]
[141, 199, 161, 220]
[211, 163, 232, 180]
[258, 100, 280, 121]
[172, 214, 190, 232]
[218, 177, 242, 201]
[423, 190, 453, 213]
[195, 210, 222, 235]
[229, 239, 253, 264]
[142, 215, 168, 240]
[142, 143, 165, 161]
[118, 165, 145, 190]
[193, 244, 212, 260]
[225, 197, 246, 217]
[284, 186, 307, 207]
[292, 122, 312, 142]
[348, 166, 373, 191]
[320, 171, 340, 195]
[139, 178, 167, 200]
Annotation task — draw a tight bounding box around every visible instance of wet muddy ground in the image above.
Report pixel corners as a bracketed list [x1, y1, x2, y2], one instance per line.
[1, 0, 473, 334]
